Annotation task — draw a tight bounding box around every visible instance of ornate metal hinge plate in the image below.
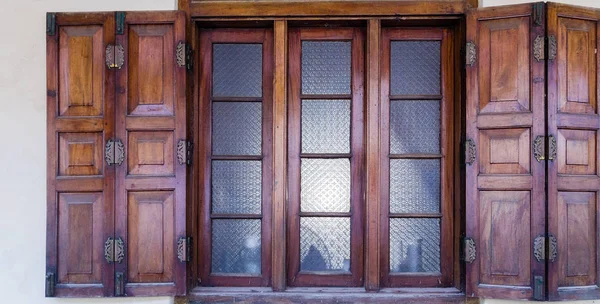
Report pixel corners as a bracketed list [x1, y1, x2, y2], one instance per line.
[115, 272, 125, 296]
[105, 237, 114, 263]
[534, 36, 545, 62]
[465, 139, 476, 165]
[534, 234, 545, 262]
[177, 236, 192, 263]
[177, 140, 193, 166]
[548, 35, 557, 61]
[466, 42, 477, 66]
[548, 234, 558, 262]
[116, 12, 126, 35]
[115, 237, 125, 264]
[45, 272, 56, 297]
[106, 139, 125, 165]
[464, 237, 476, 264]
[46, 13, 56, 36]
[106, 44, 125, 70]
[548, 135, 557, 161]
[534, 135, 545, 162]
[176, 41, 186, 68]
[186, 44, 194, 70]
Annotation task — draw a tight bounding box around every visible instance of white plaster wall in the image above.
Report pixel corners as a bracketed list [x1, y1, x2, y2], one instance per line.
[0, 0, 599, 303]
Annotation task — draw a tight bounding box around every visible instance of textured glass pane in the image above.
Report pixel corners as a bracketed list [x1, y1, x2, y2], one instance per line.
[212, 219, 261, 274]
[390, 218, 440, 273]
[212, 161, 261, 214]
[390, 100, 440, 154]
[302, 99, 350, 154]
[213, 44, 262, 98]
[301, 217, 350, 272]
[302, 41, 351, 95]
[391, 41, 440, 95]
[301, 159, 350, 213]
[390, 159, 440, 214]
[212, 102, 261, 155]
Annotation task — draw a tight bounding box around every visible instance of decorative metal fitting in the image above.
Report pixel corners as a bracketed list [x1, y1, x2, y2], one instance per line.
[466, 42, 477, 66]
[177, 237, 191, 263]
[176, 41, 186, 68]
[465, 139, 476, 165]
[548, 36, 557, 61]
[45, 272, 56, 297]
[115, 237, 125, 264]
[106, 44, 125, 70]
[548, 135, 557, 161]
[548, 234, 557, 262]
[105, 237, 114, 263]
[534, 36, 545, 62]
[464, 237, 476, 264]
[177, 140, 187, 165]
[534, 234, 545, 262]
[534, 135, 545, 162]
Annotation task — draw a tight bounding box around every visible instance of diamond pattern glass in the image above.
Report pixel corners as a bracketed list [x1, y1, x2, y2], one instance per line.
[390, 159, 440, 214]
[301, 159, 350, 213]
[302, 41, 351, 95]
[302, 99, 351, 154]
[213, 44, 262, 98]
[390, 100, 440, 154]
[389, 218, 440, 273]
[212, 161, 262, 215]
[390, 41, 440, 96]
[212, 102, 262, 155]
[300, 217, 350, 272]
[212, 219, 262, 274]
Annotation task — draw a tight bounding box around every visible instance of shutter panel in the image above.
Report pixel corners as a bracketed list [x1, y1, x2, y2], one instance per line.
[46, 13, 115, 297]
[114, 11, 187, 296]
[547, 3, 600, 300]
[465, 3, 546, 300]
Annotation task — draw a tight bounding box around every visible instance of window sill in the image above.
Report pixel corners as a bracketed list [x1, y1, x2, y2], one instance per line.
[188, 287, 465, 303]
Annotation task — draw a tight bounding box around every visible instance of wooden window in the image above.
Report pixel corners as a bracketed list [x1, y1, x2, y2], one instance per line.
[197, 29, 273, 287]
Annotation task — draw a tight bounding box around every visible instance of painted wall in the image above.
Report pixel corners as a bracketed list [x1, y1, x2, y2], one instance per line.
[0, 0, 598, 304]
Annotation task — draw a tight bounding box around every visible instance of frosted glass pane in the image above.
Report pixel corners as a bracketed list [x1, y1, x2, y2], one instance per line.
[213, 44, 262, 97]
[301, 159, 350, 213]
[390, 218, 440, 273]
[212, 102, 261, 155]
[302, 99, 350, 154]
[302, 41, 351, 95]
[390, 100, 440, 154]
[390, 41, 440, 95]
[212, 161, 261, 215]
[300, 217, 350, 272]
[212, 219, 261, 274]
[390, 159, 440, 214]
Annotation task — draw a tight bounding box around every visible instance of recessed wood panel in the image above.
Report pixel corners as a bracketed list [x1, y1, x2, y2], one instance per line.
[58, 132, 103, 176]
[128, 131, 174, 176]
[558, 17, 597, 114]
[127, 191, 175, 283]
[557, 129, 597, 175]
[480, 191, 531, 286]
[479, 17, 530, 114]
[57, 192, 103, 284]
[479, 128, 530, 174]
[557, 192, 597, 287]
[58, 26, 104, 117]
[127, 24, 174, 116]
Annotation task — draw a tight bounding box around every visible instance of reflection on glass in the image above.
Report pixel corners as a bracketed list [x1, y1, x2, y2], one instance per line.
[390, 218, 440, 273]
[300, 217, 350, 272]
[389, 159, 440, 214]
[301, 158, 351, 213]
[212, 219, 262, 274]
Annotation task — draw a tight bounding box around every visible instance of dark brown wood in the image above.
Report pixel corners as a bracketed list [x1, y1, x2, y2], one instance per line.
[114, 11, 187, 297]
[198, 28, 274, 287]
[547, 3, 600, 301]
[47, 12, 115, 298]
[287, 27, 365, 287]
[379, 27, 455, 288]
[466, 3, 546, 300]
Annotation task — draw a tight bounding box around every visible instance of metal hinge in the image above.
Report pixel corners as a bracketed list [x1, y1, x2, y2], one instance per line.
[466, 41, 477, 67]
[534, 135, 556, 162]
[534, 36, 545, 61]
[116, 12, 126, 35]
[45, 272, 56, 297]
[105, 139, 125, 166]
[548, 35, 557, 61]
[464, 139, 476, 165]
[106, 44, 125, 70]
[177, 140, 193, 166]
[115, 272, 125, 296]
[463, 237, 476, 264]
[534, 234, 557, 262]
[104, 237, 125, 264]
[177, 236, 192, 263]
[176, 42, 194, 70]
[46, 13, 56, 36]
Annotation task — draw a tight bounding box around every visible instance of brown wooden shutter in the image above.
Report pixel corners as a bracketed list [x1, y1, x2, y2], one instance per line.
[46, 12, 116, 297]
[465, 3, 546, 300]
[114, 11, 187, 297]
[547, 3, 600, 300]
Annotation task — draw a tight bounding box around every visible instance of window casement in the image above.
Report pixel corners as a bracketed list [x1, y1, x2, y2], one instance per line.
[45, 1, 600, 302]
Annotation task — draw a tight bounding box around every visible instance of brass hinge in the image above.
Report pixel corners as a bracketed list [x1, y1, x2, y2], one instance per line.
[177, 140, 193, 166]
[105, 139, 125, 166]
[116, 12, 126, 35]
[534, 36, 545, 62]
[115, 272, 125, 296]
[463, 237, 476, 264]
[466, 41, 477, 67]
[177, 236, 192, 263]
[533, 2, 544, 27]
[46, 13, 56, 36]
[534, 275, 544, 300]
[105, 44, 125, 70]
[464, 139, 476, 165]
[45, 272, 56, 297]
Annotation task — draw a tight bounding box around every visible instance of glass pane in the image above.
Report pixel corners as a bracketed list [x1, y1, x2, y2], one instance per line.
[212, 161, 262, 215]
[390, 159, 440, 214]
[301, 158, 350, 213]
[390, 218, 440, 273]
[213, 44, 262, 98]
[212, 102, 261, 155]
[212, 219, 261, 274]
[302, 99, 350, 154]
[302, 41, 351, 95]
[390, 100, 440, 154]
[390, 41, 440, 95]
[300, 217, 350, 272]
